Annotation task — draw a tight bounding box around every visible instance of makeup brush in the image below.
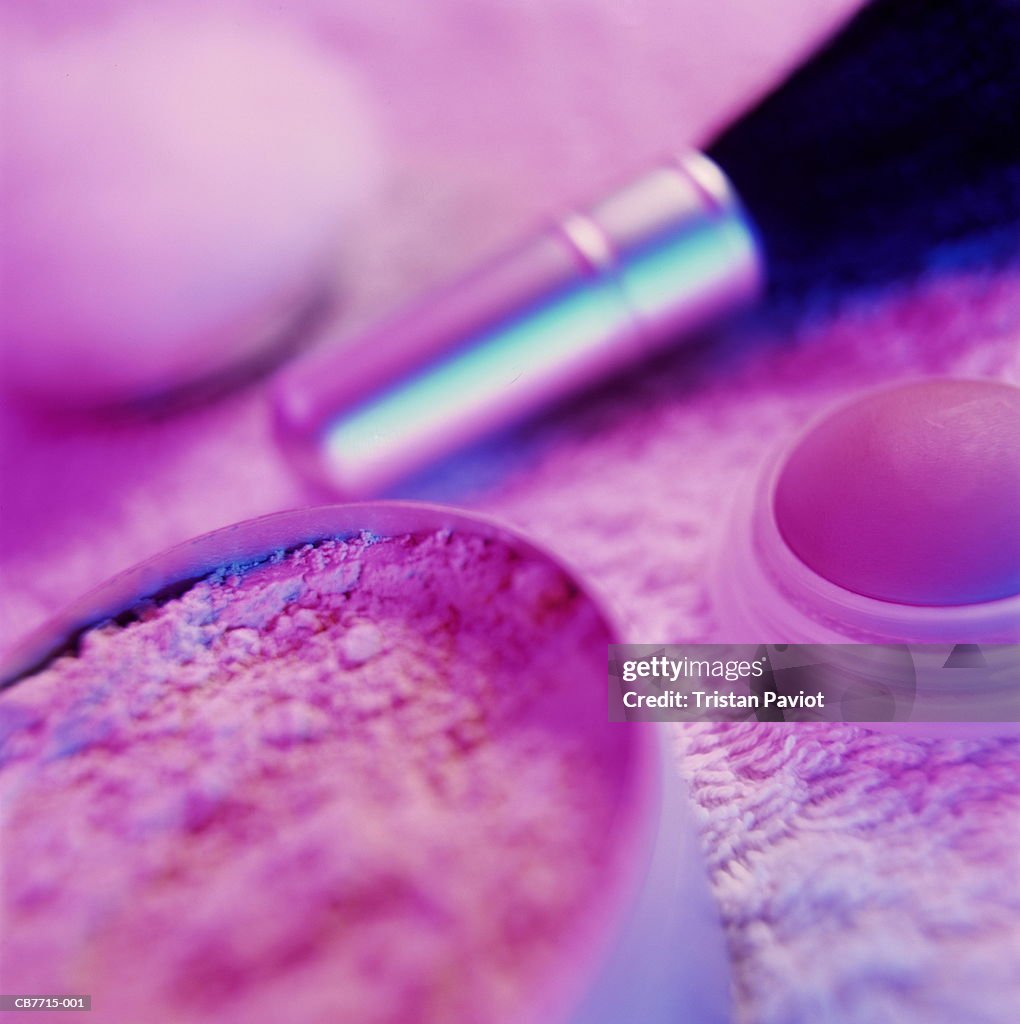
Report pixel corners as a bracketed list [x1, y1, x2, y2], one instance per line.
[710, 0, 1020, 303]
[271, 0, 1020, 499]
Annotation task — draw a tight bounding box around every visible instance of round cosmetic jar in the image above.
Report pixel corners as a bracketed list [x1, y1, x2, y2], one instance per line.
[711, 379, 1020, 736]
[2, 10, 378, 410]
[0, 503, 728, 1024]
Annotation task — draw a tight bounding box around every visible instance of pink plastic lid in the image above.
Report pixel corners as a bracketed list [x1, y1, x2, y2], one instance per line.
[774, 379, 1020, 607]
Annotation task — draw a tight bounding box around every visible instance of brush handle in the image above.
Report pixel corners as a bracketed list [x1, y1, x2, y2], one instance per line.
[272, 151, 762, 497]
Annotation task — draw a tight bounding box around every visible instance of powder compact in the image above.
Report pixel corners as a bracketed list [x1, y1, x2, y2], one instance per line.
[0, 503, 728, 1024]
[711, 378, 1020, 735]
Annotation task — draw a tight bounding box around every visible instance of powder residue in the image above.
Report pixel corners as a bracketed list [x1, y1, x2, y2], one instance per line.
[0, 530, 628, 1024]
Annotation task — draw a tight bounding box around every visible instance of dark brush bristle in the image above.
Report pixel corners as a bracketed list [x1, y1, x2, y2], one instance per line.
[709, 0, 1020, 304]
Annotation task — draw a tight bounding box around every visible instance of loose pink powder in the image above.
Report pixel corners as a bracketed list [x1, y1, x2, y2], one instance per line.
[0, 530, 628, 1024]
